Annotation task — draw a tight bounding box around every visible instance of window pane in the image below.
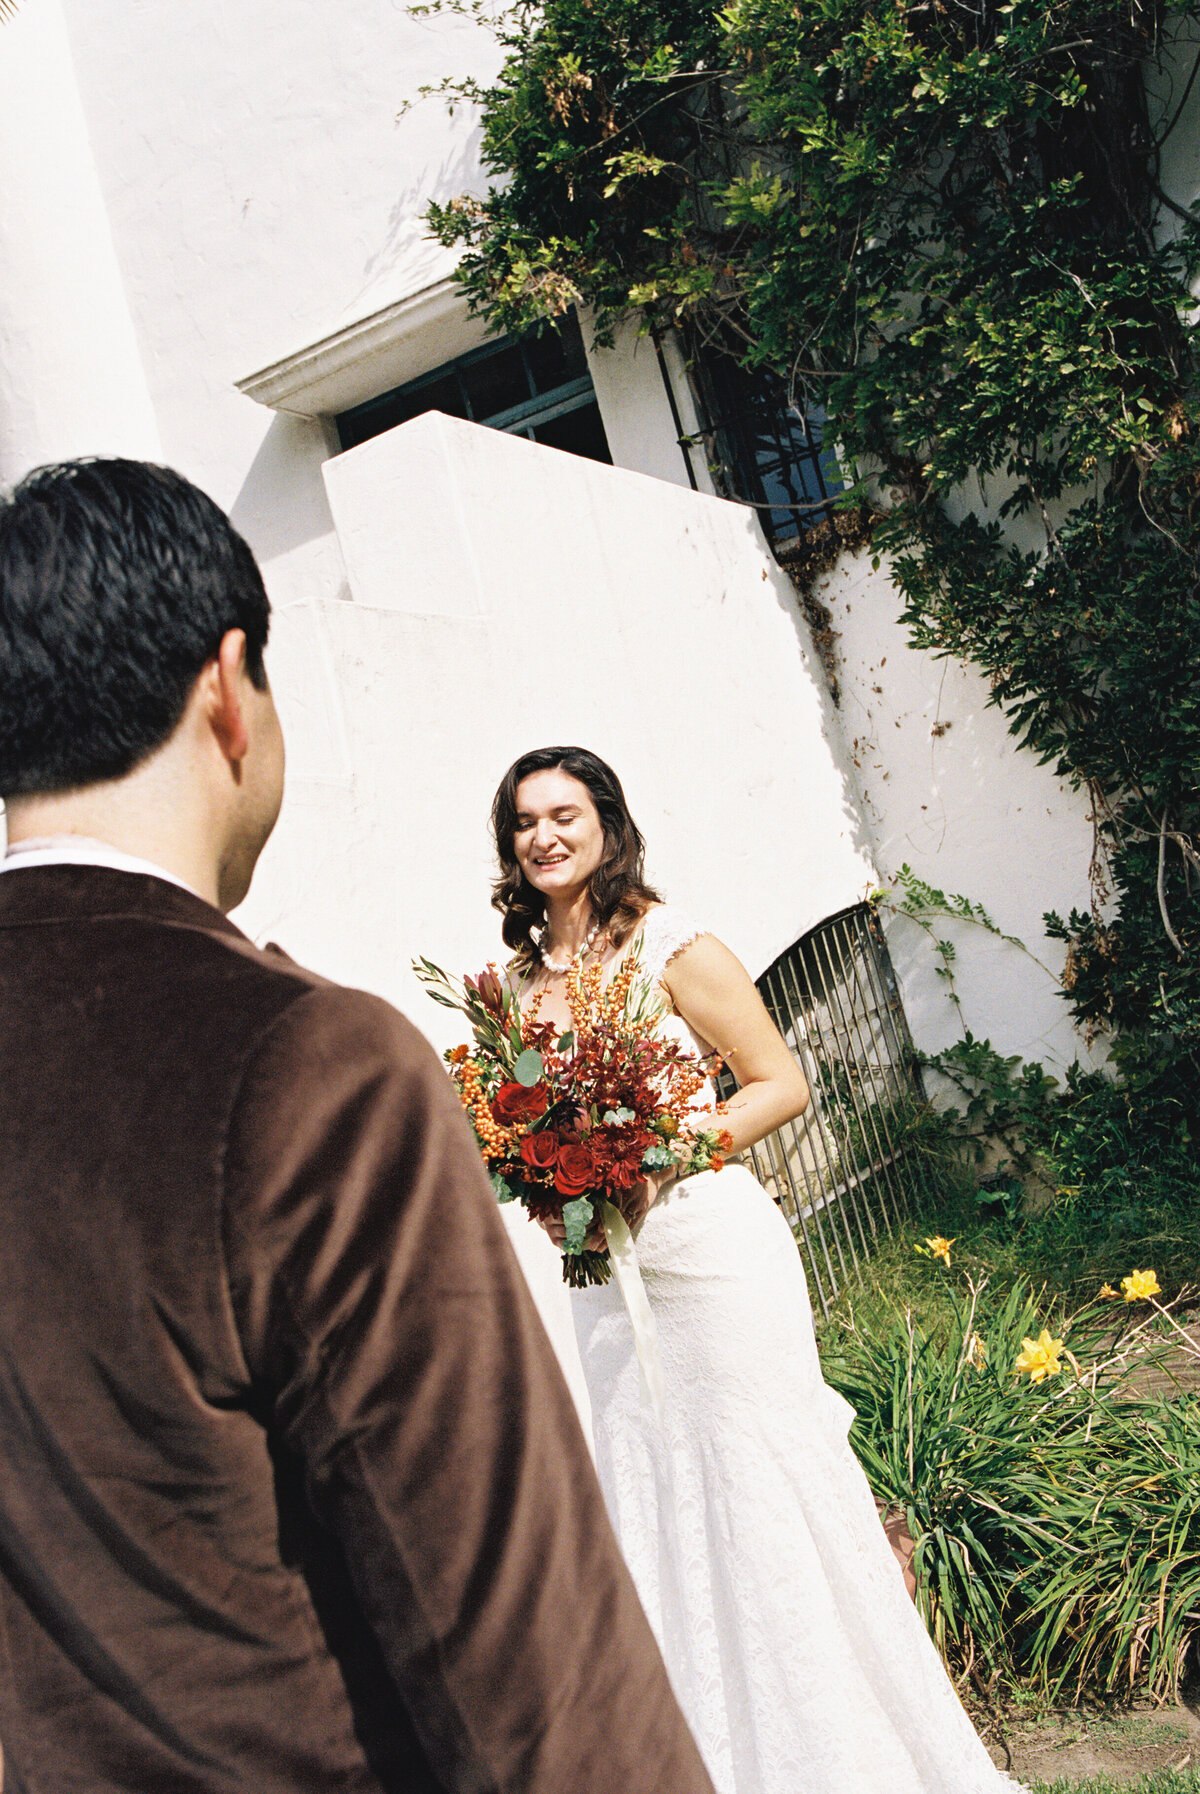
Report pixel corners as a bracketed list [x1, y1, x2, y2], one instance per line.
[524, 317, 589, 394]
[335, 314, 611, 469]
[463, 342, 531, 423]
[404, 371, 468, 421]
[337, 371, 466, 449]
[532, 402, 612, 463]
[692, 351, 841, 546]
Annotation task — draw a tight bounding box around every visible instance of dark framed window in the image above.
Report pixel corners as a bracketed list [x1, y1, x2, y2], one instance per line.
[336, 313, 612, 463]
[684, 351, 843, 551]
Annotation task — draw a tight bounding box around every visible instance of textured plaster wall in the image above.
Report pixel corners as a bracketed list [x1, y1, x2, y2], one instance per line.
[0, 0, 161, 480]
[584, 317, 717, 495]
[55, 0, 500, 491]
[27, 0, 506, 630]
[810, 548, 1100, 1075]
[234, 410, 877, 1024]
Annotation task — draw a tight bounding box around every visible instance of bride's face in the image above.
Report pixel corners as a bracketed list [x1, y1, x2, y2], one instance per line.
[512, 768, 607, 904]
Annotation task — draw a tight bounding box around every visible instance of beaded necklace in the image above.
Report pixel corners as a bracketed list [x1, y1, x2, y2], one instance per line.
[537, 917, 603, 975]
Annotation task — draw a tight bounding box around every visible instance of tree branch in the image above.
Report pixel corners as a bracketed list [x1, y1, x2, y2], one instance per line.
[1157, 808, 1186, 956]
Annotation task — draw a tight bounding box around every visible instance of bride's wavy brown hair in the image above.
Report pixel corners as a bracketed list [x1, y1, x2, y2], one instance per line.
[491, 746, 661, 961]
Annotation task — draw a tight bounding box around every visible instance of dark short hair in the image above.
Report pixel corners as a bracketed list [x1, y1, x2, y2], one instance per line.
[490, 746, 661, 960]
[0, 457, 270, 796]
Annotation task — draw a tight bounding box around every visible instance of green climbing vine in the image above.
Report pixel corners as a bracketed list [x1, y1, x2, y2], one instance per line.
[423, 0, 1200, 1144]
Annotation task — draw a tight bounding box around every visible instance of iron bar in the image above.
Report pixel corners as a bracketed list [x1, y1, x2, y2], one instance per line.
[739, 903, 927, 1312]
[814, 920, 907, 1232]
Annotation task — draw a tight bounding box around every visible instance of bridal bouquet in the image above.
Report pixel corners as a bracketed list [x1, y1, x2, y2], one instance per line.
[414, 950, 732, 1287]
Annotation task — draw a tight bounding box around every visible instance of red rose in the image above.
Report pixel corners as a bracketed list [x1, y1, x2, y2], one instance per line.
[554, 1142, 595, 1197]
[491, 1081, 549, 1125]
[519, 1132, 559, 1173]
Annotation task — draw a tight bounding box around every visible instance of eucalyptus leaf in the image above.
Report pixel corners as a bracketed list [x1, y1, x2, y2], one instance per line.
[642, 1142, 676, 1170]
[513, 1048, 544, 1087]
[561, 1196, 594, 1255]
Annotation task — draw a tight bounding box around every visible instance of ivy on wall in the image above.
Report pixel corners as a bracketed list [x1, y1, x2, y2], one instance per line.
[426, 0, 1200, 1136]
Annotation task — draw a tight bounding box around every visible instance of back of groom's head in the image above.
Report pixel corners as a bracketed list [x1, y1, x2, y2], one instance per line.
[0, 457, 271, 799]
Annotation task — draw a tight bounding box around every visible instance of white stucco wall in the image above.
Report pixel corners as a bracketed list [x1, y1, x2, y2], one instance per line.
[1149, 22, 1200, 232]
[21, 0, 509, 640]
[585, 318, 717, 495]
[0, 0, 161, 479]
[54, 0, 501, 494]
[234, 410, 876, 1018]
[810, 549, 1100, 1075]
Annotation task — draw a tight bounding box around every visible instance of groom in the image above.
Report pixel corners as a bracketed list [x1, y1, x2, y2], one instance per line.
[0, 458, 714, 1794]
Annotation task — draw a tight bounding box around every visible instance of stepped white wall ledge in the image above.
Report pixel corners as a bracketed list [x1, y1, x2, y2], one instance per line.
[229, 408, 878, 1387]
[234, 409, 877, 1037]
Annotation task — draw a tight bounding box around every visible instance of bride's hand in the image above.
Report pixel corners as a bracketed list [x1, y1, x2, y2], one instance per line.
[538, 1169, 673, 1251]
[622, 1167, 674, 1239]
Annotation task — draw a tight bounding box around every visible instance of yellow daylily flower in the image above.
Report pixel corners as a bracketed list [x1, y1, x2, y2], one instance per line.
[965, 1331, 988, 1370]
[1015, 1328, 1064, 1384]
[924, 1235, 955, 1267]
[1098, 1283, 1118, 1300]
[1121, 1268, 1161, 1303]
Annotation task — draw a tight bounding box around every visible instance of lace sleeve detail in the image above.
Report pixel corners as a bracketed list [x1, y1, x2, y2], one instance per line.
[634, 906, 708, 988]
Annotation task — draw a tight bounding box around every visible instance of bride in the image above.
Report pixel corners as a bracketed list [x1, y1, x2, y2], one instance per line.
[487, 744, 1024, 1794]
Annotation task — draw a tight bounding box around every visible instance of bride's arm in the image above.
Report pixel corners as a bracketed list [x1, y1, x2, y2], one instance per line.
[663, 935, 810, 1155]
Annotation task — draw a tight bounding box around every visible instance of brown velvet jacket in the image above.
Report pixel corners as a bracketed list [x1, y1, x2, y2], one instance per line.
[0, 866, 713, 1794]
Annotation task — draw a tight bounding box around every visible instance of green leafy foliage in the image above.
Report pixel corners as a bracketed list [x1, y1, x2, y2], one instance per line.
[923, 1032, 1062, 1180]
[825, 1278, 1050, 1677]
[888, 1032, 1200, 1299]
[1033, 1774, 1200, 1794]
[424, 0, 1200, 1132]
[824, 1265, 1200, 1702]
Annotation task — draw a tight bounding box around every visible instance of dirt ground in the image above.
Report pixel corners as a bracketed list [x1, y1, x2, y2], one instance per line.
[983, 1697, 1200, 1787]
[1123, 1320, 1200, 1402]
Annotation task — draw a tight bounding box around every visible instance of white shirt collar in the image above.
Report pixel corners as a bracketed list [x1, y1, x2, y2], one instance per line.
[1, 836, 201, 899]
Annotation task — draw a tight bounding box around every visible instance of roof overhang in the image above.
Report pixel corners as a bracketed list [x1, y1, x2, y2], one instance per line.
[235, 279, 495, 418]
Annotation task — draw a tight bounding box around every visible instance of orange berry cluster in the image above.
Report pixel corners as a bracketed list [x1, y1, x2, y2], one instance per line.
[564, 949, 656, 1048]
[521, 988, 547, 1042]
[453, 1056, 518, 1156]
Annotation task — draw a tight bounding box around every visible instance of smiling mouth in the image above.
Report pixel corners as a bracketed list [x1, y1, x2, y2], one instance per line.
[535, 854, 568, 867]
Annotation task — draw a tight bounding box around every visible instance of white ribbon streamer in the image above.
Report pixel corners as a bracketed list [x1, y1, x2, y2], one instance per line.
[599, 1200, 666, 1427]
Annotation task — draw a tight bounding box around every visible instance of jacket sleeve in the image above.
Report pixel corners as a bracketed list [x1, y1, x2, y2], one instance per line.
[221, 984, 714, 1794]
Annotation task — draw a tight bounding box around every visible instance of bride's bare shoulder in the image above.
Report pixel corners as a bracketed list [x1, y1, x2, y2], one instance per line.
[632, 904, 714, 983]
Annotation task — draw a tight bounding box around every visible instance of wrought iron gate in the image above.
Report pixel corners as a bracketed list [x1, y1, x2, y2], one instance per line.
[723, 903, 929, 1316]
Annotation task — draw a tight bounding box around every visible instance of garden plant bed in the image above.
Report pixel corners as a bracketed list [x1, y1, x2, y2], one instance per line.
[814, 1172, 1200, 1744]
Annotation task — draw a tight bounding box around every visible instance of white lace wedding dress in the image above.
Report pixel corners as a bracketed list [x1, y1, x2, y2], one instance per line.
[571, 907, 1023, 1794]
